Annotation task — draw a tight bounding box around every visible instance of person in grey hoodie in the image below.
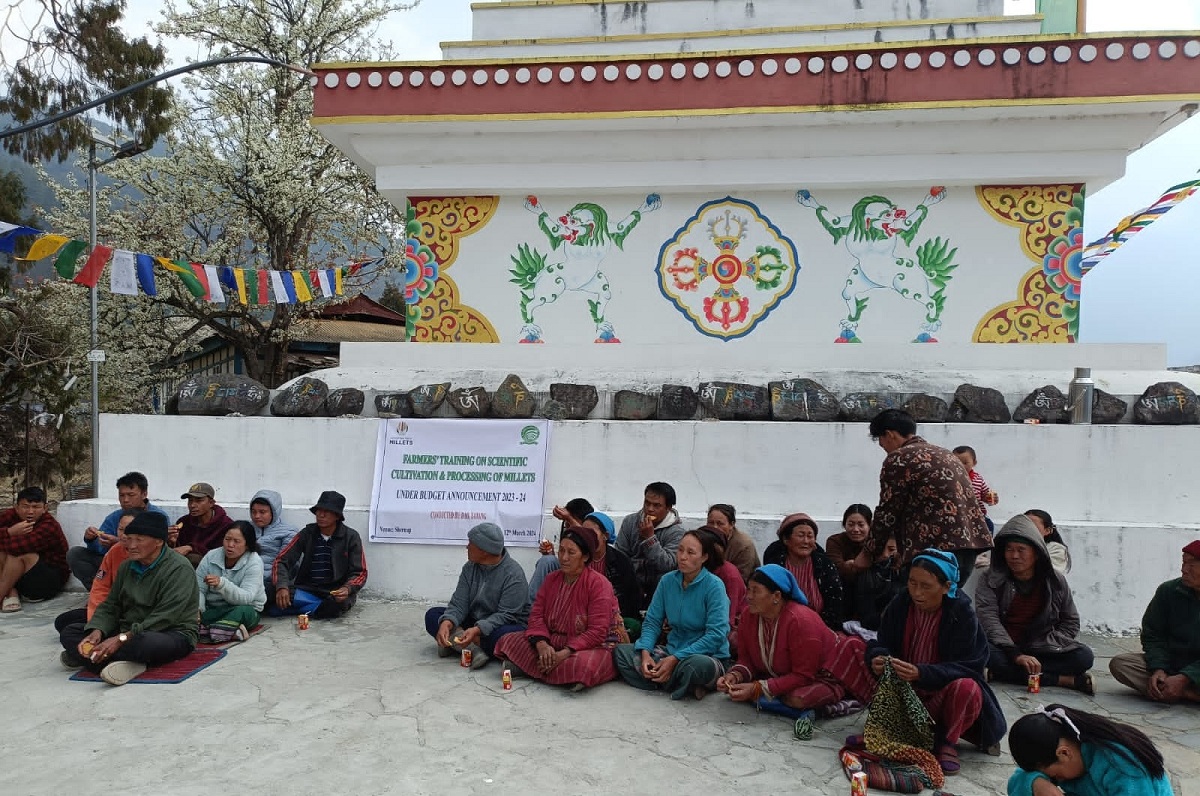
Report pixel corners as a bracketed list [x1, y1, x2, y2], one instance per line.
[249, 490, 298, 591]
[616, 482, 686, 610]
[975, 514, 1095, 694]
[425, 522, 530, 670]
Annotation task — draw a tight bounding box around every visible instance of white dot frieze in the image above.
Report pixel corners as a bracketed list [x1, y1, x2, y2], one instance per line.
[647, 63, 664, 80]
[604, 64, 620, 81]
[345, 72, 360, 88]
[537, 67, 553, 84]
[1132, 42, 1151, 60]
[514, 68, 530, 84]
[494, 68, 510, 85]
[785, 57, 802, 74]
[581, 65, 597, 82]
[388, 71, 403, 87]
[952, 50, 970, 67]
[559, 66, 575, 83]
[367, 71, 382, 88]
[1159, 41, 1177, 59]
[1185, 40, 1200, 57]
[1028, 46, 1046, 64]
[832, 55, 849, 72]
[809, 56, 825, 73]
[904, 52, 922, 69]
[473, 69, 488, 86]
[1106, 42, 1124, 60]
[978, 49, 996, 66]
[692, 61, 710, 78]
[429, 70, 445, 87]
[1079, 44, 1097, 62]
[761, 58, 778, 76]
[928, 51, 946, 68]
[626, 63, 643, 80]
[323, 73, 338, 88]
[671, 62, 686, 79]
[880, 52, 898, 69]
[1053, 46, 1071, 63]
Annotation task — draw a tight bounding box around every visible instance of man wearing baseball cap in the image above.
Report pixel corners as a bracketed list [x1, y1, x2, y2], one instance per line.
[1110, 540, 1200, 703]
[58, 512, 199, 686]
[270, 491, 367, 620]
[172, 482, 234, 567]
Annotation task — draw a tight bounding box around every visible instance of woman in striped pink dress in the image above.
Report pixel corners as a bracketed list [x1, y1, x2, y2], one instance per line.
[494, 527, 619, 691]
[865, 549, 1007, 776]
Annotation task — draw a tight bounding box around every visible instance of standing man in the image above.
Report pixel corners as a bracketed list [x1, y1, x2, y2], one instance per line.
[173, 482, 234, 566]
[616, 481, 686, 609]
[867, 409, 992, 587]
[66, 471, 168, 590]
[58, 512, 198, 686]
[1110, 541, 1200, 703]
[271, 491, 367, 619]
[0, 487, 70, 612]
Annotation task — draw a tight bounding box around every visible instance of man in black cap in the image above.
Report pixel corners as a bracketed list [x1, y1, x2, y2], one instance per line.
[172, 481, 234, 567]
[270, 490, 367, 619]
[58, 512, 199, 686]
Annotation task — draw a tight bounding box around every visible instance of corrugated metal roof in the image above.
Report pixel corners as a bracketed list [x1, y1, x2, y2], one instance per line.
[288, 319, 407, 343]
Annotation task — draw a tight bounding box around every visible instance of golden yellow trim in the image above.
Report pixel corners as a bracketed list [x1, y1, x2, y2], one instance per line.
[313, 94, 1200, 125]
[315, 30, 1200, 69]
[442, 15, 1044, 49]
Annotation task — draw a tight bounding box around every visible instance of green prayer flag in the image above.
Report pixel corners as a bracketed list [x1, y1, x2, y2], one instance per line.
[53, 240, 88, 279]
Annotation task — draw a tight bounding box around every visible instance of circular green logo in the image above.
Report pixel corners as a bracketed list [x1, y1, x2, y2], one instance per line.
[520, 425, 540, 445]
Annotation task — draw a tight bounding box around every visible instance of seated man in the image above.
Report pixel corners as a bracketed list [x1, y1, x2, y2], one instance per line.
[54, 508, 141, 632]
[1110, 540, 1200, 703]
[0, 486, 70, 612]
[615, 481, 686, 610]
[172, 482, 234, 566]
[270, 491, 367, 619]
[426, 522, 530, 670]
[58, 512, 199, 686]
[66, 471, 167, 590]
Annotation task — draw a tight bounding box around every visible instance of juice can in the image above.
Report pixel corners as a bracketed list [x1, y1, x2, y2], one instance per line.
[461, 647, 473, 668]
[502, 668, 513, 691]
[851, 771, 869, 796]
[840, 750, 864, 773]
[297, 614, 309, 630]
[1028, 673, 1041, 693]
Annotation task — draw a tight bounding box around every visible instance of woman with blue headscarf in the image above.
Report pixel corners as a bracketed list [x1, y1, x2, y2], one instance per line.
[717, 564, 875, 712]
[865, 549, 1007, 776]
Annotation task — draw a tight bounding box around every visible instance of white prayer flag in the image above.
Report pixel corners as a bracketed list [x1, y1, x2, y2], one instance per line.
[316, 269, 333, 298]
[203, 264, 225, 303]
[270, 270, 292, 303]
[109, 250, 139, 295]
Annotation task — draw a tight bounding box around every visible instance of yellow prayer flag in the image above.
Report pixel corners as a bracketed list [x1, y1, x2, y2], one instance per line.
[19, 234, 71, 261]
[233, 268, 248, 304]
[291, 270, 312, 302]
[334, 267, 344, 295]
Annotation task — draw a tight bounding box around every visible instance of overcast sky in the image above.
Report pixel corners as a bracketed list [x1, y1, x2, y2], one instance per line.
[114, 0, 1200, 362]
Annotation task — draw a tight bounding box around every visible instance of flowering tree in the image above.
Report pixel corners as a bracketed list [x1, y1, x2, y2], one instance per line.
[43, 0, 416, 387]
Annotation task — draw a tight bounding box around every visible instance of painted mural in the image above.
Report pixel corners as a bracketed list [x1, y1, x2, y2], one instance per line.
[509, 194, 662, 344]
[408, 196, 501, 343]
[796, 187, 958, 343]
[657, 197, 799, 340]
[973, 185, 1086, 343]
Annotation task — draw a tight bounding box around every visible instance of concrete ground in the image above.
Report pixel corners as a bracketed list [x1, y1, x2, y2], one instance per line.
[2, 597, 1196, 796]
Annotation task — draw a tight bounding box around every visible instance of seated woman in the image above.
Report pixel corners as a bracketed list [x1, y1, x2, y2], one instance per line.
[852, 536, 904, 632]
[1025, 509, 1071, 573]
[866, 549, 1007, 775]
[614, 529, 731, 700]
[1008, 705, 1173, 796]
[494, 527, 618, 691]
[763, 513, 844, 632]
[693, 527, 746, 656]
[825, 504, 874, 587]
[706, 504, 761, 582]
[976, 515, 1094, 694]
[717, 564, 875, 713]
[531, 508, 641, 625]
[196, 521, 266, 642]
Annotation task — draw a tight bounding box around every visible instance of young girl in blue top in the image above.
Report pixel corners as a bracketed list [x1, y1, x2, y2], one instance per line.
[1008, 704, 1174, 796]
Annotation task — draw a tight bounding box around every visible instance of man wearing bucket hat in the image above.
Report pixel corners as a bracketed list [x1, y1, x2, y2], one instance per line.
[1110, 540, 1200, 703]
[270, 491, 368, 620]
[58, 512, 199, 686]
[426, 521, 530, 670]
[172, 482, 235, 567]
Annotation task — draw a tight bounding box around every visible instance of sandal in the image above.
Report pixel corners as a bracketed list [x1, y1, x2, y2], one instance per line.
[1, 595, 20, 613]
[937, 743, 961, 775]
[1074, 672, 1095, 696]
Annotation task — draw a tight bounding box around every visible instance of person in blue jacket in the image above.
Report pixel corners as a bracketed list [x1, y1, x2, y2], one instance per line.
[66, 471, 168, 590]
[1008, 704, 1174, 795]
[249, 490, 298, 591]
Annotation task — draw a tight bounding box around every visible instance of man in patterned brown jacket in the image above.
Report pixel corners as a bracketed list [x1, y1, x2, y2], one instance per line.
[867, 409, 992, 587]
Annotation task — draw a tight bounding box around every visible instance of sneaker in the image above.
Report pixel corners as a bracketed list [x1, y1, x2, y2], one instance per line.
[234, 624, 250, 642]
[1, 595, 21, 613]
[60, 650, 87, 670]
[99, 660, 147, 686]
[468, 646, 490, 670]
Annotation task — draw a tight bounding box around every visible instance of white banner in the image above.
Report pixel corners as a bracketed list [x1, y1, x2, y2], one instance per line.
[369, 418, 550, 546]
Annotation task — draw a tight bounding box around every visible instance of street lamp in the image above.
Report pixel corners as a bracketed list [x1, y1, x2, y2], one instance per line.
[87, 131, 149, 495]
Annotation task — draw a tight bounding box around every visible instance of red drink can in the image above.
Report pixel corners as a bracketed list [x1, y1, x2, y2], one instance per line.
[502, 668, 513, 691]
[460, 648, 473, 668]
[297, 614, 309, 630]
[1028, 673, 1041, 693]
[851, 771, 868, 796]
[840, 750, 863, 773]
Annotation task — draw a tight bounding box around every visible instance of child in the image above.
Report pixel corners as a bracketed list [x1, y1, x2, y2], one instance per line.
[852, 537, 903, 631]
[953, 445, 999, 532]
[1008, 705, 1174, 796]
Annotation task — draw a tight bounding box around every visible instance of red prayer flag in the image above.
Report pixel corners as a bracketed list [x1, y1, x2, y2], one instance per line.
[72, 245, 113, 287]
[189, 262, 211, 301]
[257, 269, 270, 305]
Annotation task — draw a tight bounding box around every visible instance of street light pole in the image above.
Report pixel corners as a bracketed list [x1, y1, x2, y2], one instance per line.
[88, 138, 99, 496]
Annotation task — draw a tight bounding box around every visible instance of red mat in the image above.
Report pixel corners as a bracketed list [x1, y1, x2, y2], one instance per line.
[70, 648, 227, 684]
[198, 623, 267, 648]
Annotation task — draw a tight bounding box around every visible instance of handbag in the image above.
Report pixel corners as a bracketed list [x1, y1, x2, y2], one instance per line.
[863, 657, 943, 789]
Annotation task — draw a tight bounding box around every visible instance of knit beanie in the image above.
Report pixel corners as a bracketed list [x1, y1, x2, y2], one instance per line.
[468, 522, 505, 555]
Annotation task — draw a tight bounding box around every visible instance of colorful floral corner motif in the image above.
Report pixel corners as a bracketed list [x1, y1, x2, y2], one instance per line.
[657, 197, 799, 340]
[973, 185, 1085, 343]
[407, 196, 501, 343]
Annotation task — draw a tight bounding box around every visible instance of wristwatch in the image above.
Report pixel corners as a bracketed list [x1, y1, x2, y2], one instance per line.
[118, 633, 129, 644]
